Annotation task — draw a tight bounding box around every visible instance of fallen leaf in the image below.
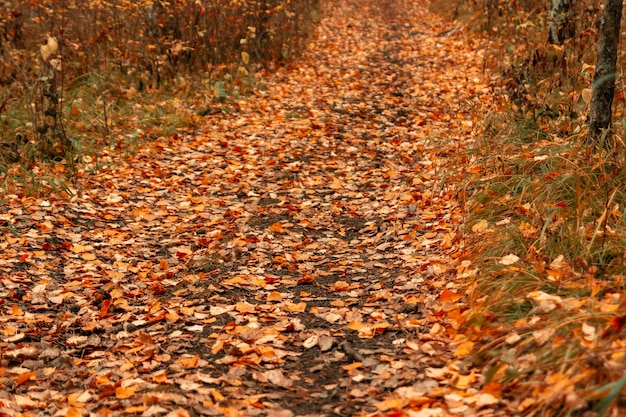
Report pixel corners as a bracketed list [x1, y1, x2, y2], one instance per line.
[454, 340, 474, 357]
[268, 222, 284, 233]
[115, 385, 136, 399]
[499, 254, 520, 265]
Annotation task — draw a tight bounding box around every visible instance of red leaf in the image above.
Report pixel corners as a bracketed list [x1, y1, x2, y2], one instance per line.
[99, 299, 112, 319]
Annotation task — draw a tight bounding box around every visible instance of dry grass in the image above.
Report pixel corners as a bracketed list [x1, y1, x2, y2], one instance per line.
[436, 0, 626, 414]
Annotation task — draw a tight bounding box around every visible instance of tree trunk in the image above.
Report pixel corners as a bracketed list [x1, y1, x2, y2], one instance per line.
[548, 0, 575, 44]
[588, 0, 623, 143]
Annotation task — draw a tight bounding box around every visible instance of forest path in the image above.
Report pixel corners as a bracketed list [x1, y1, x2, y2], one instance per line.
[0, 1, 498, 416]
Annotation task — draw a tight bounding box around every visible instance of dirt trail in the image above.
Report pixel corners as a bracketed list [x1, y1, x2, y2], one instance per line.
[0, 1, 498, 416]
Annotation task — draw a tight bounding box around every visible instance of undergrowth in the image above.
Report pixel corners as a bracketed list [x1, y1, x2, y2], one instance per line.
[465, 115, 626, 416]
[0, 0, 320, 194]
[434, 0, 626, 415]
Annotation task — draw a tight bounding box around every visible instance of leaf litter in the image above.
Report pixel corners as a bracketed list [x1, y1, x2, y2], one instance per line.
[0, 0, 506, 416]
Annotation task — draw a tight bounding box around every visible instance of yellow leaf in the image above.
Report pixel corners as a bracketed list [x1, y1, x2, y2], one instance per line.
[211, 339, 224, 355]
[406, 339, 419, 351]
[519, 397, 536, 411]
[95, 375, 111, 385]
[39, 221, 54, 232]
[519, 221, 538, 238]
[120, 358, 134, 371]
[179, 306, 195, 316]
[210, 389, 225, 401]
[532, 328, 556, 345]
[165, 409, 190, 417]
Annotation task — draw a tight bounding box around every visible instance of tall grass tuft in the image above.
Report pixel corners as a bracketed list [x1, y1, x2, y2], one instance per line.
[429, 0, 626, 414]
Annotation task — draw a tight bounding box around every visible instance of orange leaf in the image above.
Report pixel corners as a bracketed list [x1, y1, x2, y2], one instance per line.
[482, 381, 502, 398]
[347, 321, 367, 331]
[70, 244, 88, 253]
[66, 407, 82, 417]
[211, 339, 224, 355]
[298, 273, 316, 284]
[331, 281, 349, 291]
[341, 362, 362, 371]
[267, 291, 282, 301]
[115, 385, 136, 399]
[454, 340, 474, 357]
[268, 222, 284, 233]
[17, 370, 37, 386]
[285, 302, 307, 312]
[153, 371, 168, 384]
[374, 398, 404, 411]
[99, 299, 111, 319]
[180, 355, 199, 368]
[81, 252, 96, 261]
[439, 289, 462, 303]
[330, 178, 343, 190]
[124, 406, 148, 414]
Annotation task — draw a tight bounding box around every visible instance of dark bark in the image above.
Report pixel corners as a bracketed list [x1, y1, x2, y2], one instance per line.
[548, 0, 576, 44]
[588, 0, 623, 143]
